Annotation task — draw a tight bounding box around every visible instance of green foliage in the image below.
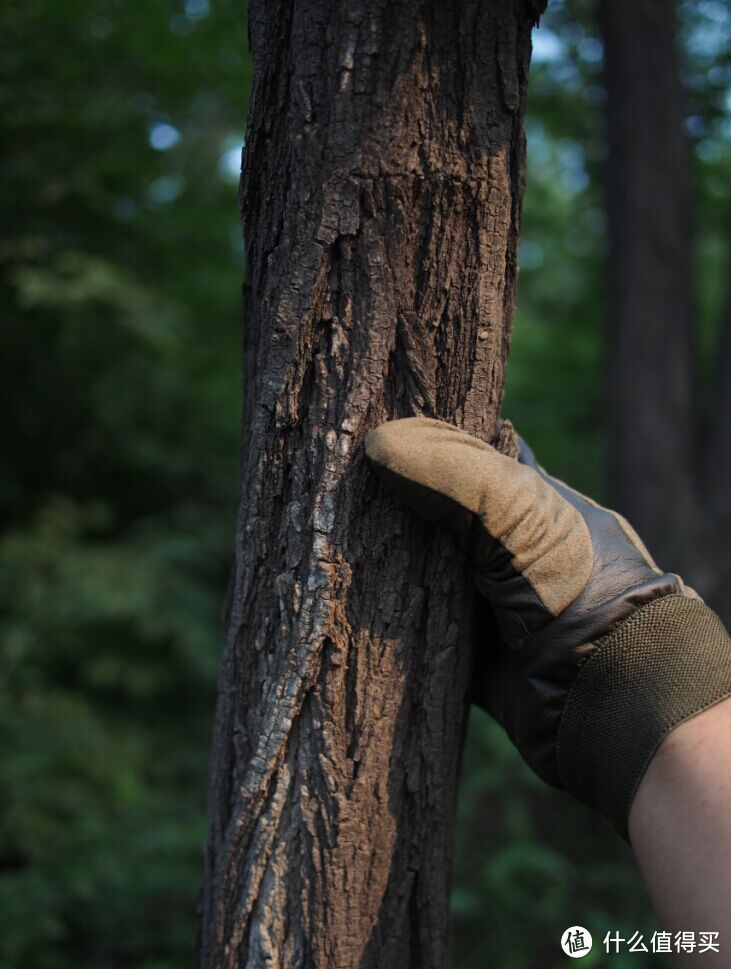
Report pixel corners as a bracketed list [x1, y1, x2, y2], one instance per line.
[1, 1, 249, 966]
[450, 713, 670, 969]
[1, 0, 728, 967]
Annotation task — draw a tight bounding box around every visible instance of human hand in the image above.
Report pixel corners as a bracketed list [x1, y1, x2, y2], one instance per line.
[365, 416, 731, 839]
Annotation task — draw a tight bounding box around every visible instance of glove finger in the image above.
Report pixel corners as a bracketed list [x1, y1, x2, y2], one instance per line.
[365, 416, 593, 617]
[515, 431, 693, 590]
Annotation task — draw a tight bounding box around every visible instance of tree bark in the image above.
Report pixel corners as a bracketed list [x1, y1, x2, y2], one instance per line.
[198, 2, 542, 966]
[602, 0, 697, 573]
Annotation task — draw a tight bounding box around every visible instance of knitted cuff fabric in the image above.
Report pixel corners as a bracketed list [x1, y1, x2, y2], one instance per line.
[557, 594, 731, 842]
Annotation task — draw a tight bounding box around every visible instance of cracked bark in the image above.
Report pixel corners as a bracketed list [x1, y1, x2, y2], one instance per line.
[197, 2, 543, 966]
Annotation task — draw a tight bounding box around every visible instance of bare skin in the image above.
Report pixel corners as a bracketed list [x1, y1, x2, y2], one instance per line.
[628, 695, 731, 965]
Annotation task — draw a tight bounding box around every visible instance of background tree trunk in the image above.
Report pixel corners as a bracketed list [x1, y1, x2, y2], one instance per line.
[198, 2, 543, 966]
[602, 0, 731, 619]
[601, 0, 697, 576]
[704, 271, 731, 616]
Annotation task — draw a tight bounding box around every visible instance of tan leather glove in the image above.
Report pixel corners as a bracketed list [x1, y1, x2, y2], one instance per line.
[365, 416, 731, 840]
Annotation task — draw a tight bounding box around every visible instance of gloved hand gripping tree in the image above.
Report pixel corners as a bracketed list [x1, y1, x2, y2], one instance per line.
[366, 416, 731, 840]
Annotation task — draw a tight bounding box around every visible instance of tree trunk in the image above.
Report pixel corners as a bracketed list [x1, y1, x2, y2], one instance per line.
[602, 0, 731, 619]
[198, 2, 542, 966]
[602, 0, 697, 574]
[705, 271, 731, 614]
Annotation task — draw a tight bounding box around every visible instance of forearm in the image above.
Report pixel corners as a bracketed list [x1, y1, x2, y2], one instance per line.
[629, 694, 731, 964]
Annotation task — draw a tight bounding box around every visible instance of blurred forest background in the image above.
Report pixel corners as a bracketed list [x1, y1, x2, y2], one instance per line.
[1, 0, 729, 967]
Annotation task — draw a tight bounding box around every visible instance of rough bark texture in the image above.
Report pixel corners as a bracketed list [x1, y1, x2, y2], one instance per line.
[198, 2, 542, 966]
[602, 0, 731, 618]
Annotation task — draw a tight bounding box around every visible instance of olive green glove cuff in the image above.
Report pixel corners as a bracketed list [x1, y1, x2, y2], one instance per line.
[557, 594, 731, 842]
